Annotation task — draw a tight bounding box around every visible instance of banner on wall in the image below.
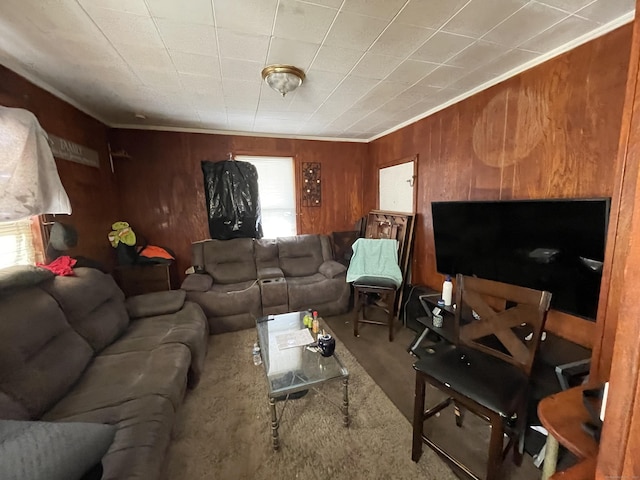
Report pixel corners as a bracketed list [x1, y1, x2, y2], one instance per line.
[48, 134, 99, 168]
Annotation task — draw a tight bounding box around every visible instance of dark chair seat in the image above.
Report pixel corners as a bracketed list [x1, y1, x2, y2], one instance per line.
[415, 343, 528, 418]
[352, 276, 398, 289]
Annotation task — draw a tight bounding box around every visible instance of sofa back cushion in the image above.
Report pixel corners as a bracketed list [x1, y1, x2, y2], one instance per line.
[0, 287, 93, 419]
[39, 268, 129, 352]
[255, 238, 279, 270]
[278, 235, 324, 277]
[191, 240, 206, 271]
[202, 238, 257, 284]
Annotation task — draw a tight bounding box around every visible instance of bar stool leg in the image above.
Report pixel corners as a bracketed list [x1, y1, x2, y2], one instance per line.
[388, 291, 396, 341]
[541, 435, 559, 480]
[353, 288, 360, 337]
[412, 372, 426, 462]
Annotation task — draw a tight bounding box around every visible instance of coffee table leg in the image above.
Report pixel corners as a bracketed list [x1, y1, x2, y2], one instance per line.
[342, 378, 350, 427]
[269, 397, 279, 451]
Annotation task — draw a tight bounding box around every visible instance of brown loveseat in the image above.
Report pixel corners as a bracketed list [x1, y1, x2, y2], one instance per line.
[0, 267, 208, 480]
[180, 234, 351, 334]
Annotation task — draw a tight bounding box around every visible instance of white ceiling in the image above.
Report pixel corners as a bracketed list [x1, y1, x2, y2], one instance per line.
[0, 0, 634, 142]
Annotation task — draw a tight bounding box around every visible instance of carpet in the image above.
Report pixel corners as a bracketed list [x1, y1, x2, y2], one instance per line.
[162, 328, 457, 480]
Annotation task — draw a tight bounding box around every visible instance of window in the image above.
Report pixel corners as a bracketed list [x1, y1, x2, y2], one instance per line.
[237, 156, 297, 239]
[0, 218, 36, 268]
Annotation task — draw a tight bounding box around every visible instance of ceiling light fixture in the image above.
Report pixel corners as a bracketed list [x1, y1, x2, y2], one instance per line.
[261, 64, 305, 97]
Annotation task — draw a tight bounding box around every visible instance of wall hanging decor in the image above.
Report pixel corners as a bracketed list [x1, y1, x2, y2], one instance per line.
[302, 162, 321, 207]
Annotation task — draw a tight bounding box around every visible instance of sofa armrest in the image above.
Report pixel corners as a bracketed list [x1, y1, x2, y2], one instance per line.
[257, 267, 284, 280]
[180, 273, 213, 292]
[0, 420, 116, 480]
[126, 290, 186, 319]
[319, 260, 347, 279]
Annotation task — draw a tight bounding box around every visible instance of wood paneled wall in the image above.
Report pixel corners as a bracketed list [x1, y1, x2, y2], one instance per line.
[597, 4, 640, 477]
[367, 25, 633, 348]
[108, 129, 367, 278]
[0, 66, 119, 269]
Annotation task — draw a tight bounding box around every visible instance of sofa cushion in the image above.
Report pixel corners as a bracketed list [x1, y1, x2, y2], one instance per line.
[0, 393, 29, 420]
[202, 238, 257, 284]
[125, 290, 186, 319]
[39, 268, 129, 352]
[66, 299, 129, 353]
[0, 420, 115, 480]
[39, 268, 124, 319]
[0, 287, 94, 419]
[319, 260, 347, 279]
[186, 280, 261, 320]
[180, 273, 213, 292]
[44, 343, 191, 419]
[286, 274, 350, 311]
[44, 395, 175, 480]
[278, 235, 324, 277]
[101, 302, 208, 386]
[0, 265, 54, 293]
[255, 238, 279, 269]
[257, 267, 284, 279]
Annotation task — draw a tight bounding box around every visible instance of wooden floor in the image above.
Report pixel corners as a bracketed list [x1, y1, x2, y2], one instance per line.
[325, 309, 543, 480]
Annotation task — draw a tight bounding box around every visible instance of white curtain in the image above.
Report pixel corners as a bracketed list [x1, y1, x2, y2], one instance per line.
[0, 219, 35, 268]
[0, 106, 71, 221]
[238, 156, 296, 239]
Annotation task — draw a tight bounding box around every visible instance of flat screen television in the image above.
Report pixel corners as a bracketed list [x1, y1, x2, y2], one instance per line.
[431, 198, 610, 321]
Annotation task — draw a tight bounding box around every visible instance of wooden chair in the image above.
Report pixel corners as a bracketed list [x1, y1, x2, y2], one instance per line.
[348, 211, 415, 342]
[353, 275, 399, 341]
[350, 238, 402, 341]
[411, 274, 552, 480]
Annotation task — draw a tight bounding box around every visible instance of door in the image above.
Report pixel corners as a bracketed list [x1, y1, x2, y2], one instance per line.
[378, 157, 416, 213]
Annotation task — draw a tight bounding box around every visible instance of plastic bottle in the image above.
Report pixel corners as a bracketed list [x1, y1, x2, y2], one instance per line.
[252, 343, 262, 366]
[442, 275, 453, 306]
[303, 311, 312, 328]
[312, 310, 319, 335]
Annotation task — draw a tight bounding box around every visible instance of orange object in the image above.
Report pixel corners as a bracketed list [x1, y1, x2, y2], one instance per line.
[138, 245, 174, 260]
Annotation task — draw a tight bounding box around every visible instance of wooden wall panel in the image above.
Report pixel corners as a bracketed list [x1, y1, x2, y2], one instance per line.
[596, 3, 640, 477]
[0, 66, 118, 269]
[367, 25, 632, 347]
[108, 129, 367, 279]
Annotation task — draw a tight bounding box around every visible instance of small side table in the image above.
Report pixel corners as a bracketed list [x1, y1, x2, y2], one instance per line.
[538, 385, 599, 479]
[113, 264, 174, 297]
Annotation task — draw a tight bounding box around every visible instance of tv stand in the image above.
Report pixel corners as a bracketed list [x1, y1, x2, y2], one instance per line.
[406, 285, 591, 368]
[407, 286, 466, 352]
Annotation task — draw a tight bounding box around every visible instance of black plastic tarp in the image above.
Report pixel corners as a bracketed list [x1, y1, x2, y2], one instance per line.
[201, 160, 263, 240]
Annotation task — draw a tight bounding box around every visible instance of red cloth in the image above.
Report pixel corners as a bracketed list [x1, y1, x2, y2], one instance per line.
[38, 255, 77, 276]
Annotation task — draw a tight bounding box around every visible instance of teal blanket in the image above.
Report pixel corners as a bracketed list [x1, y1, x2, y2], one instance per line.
[346, 238, 402, 288]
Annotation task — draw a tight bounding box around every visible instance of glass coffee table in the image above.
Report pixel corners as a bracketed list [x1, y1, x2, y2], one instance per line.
[256, 311, 349, 450]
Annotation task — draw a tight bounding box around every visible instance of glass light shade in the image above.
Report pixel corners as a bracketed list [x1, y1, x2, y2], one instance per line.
[261, 65, 305, 97]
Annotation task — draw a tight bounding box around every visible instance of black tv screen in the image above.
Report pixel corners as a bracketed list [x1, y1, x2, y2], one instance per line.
[431, 198, 610, 321]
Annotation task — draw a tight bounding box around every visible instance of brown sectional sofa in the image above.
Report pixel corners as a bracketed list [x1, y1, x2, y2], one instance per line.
[0, 267, 208, 480]
[181, 234, 351, 334]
